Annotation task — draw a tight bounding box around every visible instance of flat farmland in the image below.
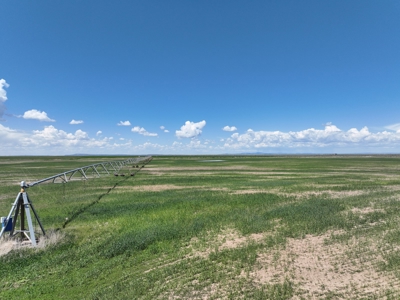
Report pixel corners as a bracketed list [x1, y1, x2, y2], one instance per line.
[1, 155, 400, 299]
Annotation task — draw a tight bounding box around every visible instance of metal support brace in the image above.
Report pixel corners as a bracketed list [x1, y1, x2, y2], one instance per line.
[100, 163, 109, 174]
[21, 193, 37, 246]
[91, 165, 101, 177]
[79, 168, 88, 179]
[0, 185, 45, 246]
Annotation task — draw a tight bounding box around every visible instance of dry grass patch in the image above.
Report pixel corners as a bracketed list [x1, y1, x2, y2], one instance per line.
[0, 230, 64, 256]
[37, 229, 65, 249]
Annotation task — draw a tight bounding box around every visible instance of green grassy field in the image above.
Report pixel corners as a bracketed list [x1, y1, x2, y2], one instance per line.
[1, 155, 400, 299]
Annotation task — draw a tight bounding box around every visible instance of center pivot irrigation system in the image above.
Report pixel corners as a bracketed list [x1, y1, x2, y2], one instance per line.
[0, 156, 152, 246]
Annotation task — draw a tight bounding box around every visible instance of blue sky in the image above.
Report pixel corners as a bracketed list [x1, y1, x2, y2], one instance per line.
[1, 0, 400, 155]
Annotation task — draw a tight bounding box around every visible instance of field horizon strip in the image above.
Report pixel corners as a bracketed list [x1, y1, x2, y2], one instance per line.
[1, 155, 400, 299]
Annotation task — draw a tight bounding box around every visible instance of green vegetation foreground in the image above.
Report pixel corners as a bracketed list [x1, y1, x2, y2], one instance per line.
[1, 155, 400, 299]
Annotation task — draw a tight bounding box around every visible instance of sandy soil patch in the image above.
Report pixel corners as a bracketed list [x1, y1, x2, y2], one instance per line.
[0, 240, 20, 256]
[350, 207, 385, 214]
[291, 190, 366, 198]
[216, 228, 265, 251]
[231, 189, 276, 195]
[384, 185, 400, 191]
[119, 184, 188, 192]
[187, 227, 276, 260]
[140, 170, 166, 176]
[231, 189, 367, 199]
[250, 232, 399, 298]
[142, 171, 218, 177]
[0, 239, 39, 256]
[0, 159, 42, 165]
[117, 184, 230, 192]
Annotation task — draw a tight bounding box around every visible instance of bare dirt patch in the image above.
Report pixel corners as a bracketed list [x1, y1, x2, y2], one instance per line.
[292, 190, 366, 199]
[250, 232, 399, 298]
[124, 184, 188, 191]
[117, 184, 230, 192]
[0, 159, 42, 165]
[187, 227, 274, 259]
[384, 185, 400, 191]
[350, 207, 385, 214]
[231, 189, 367, 199]
[231, 189, 273, 195]
[140, 170, 166, 176]
[0, 240, 20, 256]
[0, 239, 37, 256]
[217, 228, 265, 251]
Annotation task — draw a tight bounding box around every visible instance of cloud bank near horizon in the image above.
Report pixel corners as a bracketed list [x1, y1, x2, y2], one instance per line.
[223, 124, 399, 150]
[2, 122, 400, 155]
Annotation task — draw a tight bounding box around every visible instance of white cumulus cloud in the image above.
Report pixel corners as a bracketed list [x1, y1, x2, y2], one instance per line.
[70, 119, 83, 125]
[0, 79, 8, 102]
[223, 125, 237, 132]
[176, 120, 206, 138]
[22, 109, 55, 122]
[0, 79, 10, 119]
[160, 125, 169, 133]
[118, 120, 131, 126]
[32, 126, 88, 141]
[132, 126, 158, 137]
[96, 131, 102, 136]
